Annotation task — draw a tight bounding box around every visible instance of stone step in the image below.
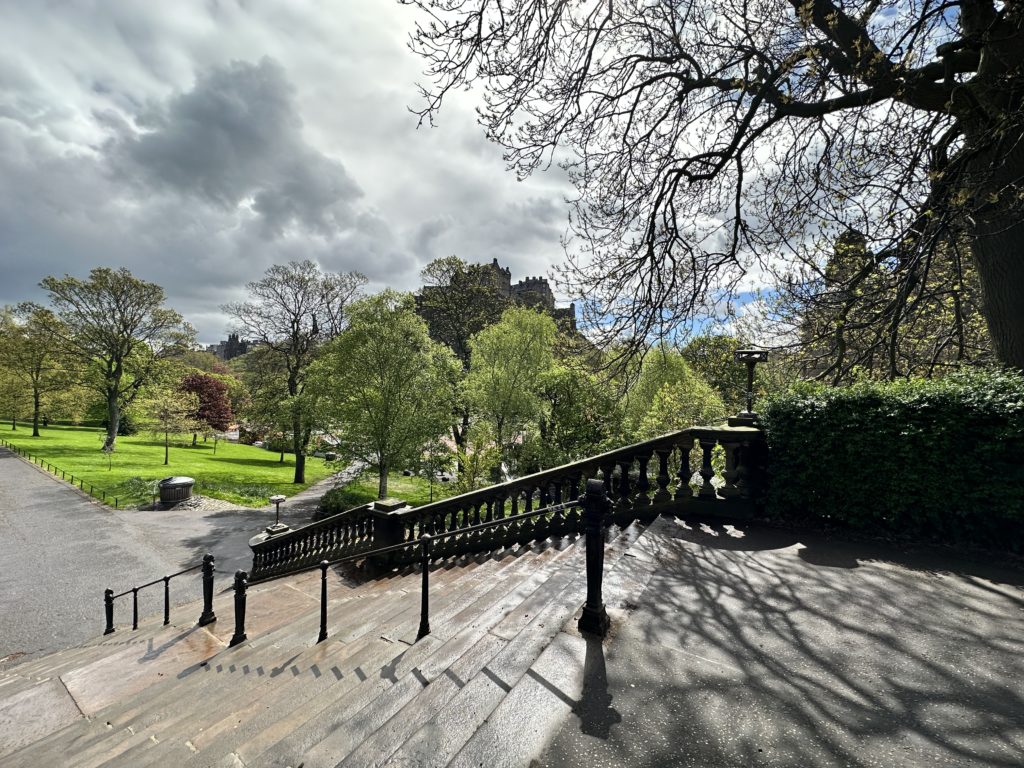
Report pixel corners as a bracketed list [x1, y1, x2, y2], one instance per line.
[195, 550, 551, 766]
[336, 549, 590, 768]
[379, 524, 642, 768]
[0, 523, 642, 768]
[39, 551, 520, 767]
[61, 634, 400, 768]
[248, 546, 585, 767]
[447, 523, 662, 768]
[0, 561, 428, 766]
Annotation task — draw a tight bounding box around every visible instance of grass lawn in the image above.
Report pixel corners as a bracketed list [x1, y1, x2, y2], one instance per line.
[0, 423, 332, 508]
[322, 470, 454, 512]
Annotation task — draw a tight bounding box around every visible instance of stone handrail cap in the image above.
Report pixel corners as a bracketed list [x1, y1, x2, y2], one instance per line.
[373, 497, 408, 513]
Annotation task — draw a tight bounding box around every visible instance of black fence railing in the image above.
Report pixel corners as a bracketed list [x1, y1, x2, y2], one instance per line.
[0, 437, 120, 508]
[229, 483, 612, 649]
[104, 554, 217, 634]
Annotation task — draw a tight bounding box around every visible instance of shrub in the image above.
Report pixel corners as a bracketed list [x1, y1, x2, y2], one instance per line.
[318, 485, 368, 517]
[761, 369, 1024, 551]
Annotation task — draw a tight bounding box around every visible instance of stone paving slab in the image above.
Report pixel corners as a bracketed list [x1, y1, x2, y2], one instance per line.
[540, 516, 1024, 768]
[0, 678, 82, 757]
[61, 625, 226, 715]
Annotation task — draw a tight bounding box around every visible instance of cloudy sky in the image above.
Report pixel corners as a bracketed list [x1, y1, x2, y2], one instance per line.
[0, 0, 574, 344]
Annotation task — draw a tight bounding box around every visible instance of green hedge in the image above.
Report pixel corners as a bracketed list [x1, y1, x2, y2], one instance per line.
[761, 370, 1024, 551]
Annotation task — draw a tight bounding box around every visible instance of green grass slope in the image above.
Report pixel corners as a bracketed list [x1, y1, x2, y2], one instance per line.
[0, 423, 331, 508]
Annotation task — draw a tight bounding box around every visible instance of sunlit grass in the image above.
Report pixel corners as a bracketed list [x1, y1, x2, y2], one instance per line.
[0, 422, 332, 508]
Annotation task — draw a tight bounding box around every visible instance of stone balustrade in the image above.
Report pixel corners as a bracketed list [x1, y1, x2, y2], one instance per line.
[249, 424, 766, 581]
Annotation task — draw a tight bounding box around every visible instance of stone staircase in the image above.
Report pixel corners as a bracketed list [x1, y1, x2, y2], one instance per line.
[0, 522, 656, 767]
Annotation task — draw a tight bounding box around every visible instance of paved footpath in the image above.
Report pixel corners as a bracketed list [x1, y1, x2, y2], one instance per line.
[0, 450, 185, 663]
[0, 449, 346, 665]
[540, 516, 1024, 768]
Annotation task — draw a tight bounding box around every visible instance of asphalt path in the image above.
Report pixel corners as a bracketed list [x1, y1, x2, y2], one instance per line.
[0, 449, 183, 662]
[0, 448, 334, 664]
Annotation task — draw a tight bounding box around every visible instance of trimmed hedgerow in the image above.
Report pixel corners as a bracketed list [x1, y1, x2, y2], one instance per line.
[761, 369, 1024, 551]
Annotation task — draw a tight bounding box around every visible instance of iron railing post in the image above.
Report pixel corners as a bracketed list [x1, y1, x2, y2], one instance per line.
[132, 587, 139, 631]
[163, 576, 170, 625]
[416, 534, 432, 640]
[104, 589, 115, 635]
[229, 570, 248, 647]
[318, 560, 329, 643]
[578, 479, 611, 638]
[198, 553, 217, 626]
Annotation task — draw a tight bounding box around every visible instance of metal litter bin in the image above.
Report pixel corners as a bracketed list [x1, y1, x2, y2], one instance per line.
[158, 476, 195, 504]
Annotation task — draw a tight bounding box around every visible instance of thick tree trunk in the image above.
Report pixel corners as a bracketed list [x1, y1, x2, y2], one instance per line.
[32, 391, 40, 437]
[971, 219, 1024, 370]
[967, 135, 1024, 371]
[378, 461, 388, 499]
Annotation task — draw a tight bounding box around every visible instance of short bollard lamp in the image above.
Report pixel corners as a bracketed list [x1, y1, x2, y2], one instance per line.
[266, 494, 290, 536]
[730, 349, 769, 426]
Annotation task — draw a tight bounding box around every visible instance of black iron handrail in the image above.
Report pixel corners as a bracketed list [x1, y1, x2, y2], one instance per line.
[227, 496, 594, 649]
[0, 437, 120, 508]
[104, 554, 217, 634]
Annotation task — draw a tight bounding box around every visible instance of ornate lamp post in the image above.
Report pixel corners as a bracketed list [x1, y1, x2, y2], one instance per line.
[266, 494, 290, 536]
[729, 349, 769, 426]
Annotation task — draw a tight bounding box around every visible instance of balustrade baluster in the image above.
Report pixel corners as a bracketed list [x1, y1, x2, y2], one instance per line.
[676, 440, 695, 501]
[635, 450, 653, 515]
[654, 448, 672, 503]
[600, 463, 616, 501]
[616, 459, 633, 512]
[719, 441, 741, 498]
[698, 439, 717, 498]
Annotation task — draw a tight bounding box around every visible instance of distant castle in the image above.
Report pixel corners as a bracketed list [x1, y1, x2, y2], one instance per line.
[433, 258, 577, 329]
[205, 333, 251, 361]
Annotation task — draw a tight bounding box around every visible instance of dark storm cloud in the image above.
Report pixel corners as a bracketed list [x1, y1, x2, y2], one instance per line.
[0, 1, 576, 343]
[111, 58, 362, 238]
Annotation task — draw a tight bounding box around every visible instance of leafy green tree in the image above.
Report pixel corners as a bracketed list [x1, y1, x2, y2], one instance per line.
[536, 360, 621, 466]
[465, 307, 557, 471]
[418, 256, 513, 461]
[41, 268, 193, 451]
[623, 347, 726, 440]
[223, 261, 365, 483]
[0, 358, 30, 430]
[314, 291, 460, 499]
[681, 335, 749, 414]
[0, 305, 70, 436]
[237, 345, 292, 461]
[137, 387, 201, 466]
[782, 232, 994, 383]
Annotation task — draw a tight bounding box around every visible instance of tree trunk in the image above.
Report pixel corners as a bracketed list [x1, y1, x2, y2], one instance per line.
[103, 390, 119, 451]
[452, 410, 469, 474]
[164, 431, 169, 465]
[291, 413, 305, 484]
[192, 433, 198, 446]
[32, 391, 40, 437]
[378, 460, 388, 499]
[967, 137, 1024, 371]
[972, 222, 1024, 370]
